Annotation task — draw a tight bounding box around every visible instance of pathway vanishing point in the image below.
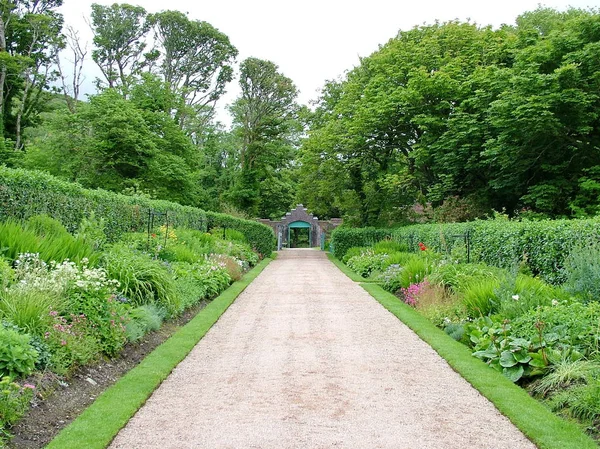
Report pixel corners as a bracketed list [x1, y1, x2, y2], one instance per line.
[109, 249, 536, 449]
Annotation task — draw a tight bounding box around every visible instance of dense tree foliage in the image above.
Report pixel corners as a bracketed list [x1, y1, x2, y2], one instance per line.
[3, 4, 600, 224]
[298, 7, 600, 225]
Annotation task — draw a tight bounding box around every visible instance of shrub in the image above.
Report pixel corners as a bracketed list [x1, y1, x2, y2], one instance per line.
[346, 251, 388, 278]
[497, 274, 563, 320]
[125, 305, 165, 342]
[562, 244, 600, 303]
[103, 244, 180, 315]
[0, 377, 35, 434]
[511, 302, 600, 358]
[205, 211, 275, 258]
[341, 247, 369, 264]
[330, 227, 393, 259]
[211, 254, 242, 281]
[383, 251, 417, 269]
[0, 328, 38, 378]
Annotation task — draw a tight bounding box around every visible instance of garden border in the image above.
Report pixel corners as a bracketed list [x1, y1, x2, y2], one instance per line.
[359, 281, 597, 449]
[45, 257, 273, 449]
[326, 252, 372, 282]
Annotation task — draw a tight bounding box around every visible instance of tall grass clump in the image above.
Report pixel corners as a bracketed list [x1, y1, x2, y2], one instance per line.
[373, 240, 408, 254]
[398, 256, 430, 288]
[103, 244, 180, 315]
[462, 278, 500, 317]
[428, 263, 502, 293]
[0, 219, 40, 261]
[0, 288, 63, 335]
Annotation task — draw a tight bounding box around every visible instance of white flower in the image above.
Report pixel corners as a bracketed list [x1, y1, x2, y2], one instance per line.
[512, 294, 519, 301]
[552, 299, 559, 306]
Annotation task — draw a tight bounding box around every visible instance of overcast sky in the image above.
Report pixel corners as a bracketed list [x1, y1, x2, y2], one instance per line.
[57, 0, 598, 125]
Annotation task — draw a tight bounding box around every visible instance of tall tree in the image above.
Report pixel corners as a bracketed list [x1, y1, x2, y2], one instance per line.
[148, 10, 237, 130]
[228, 57, 300, 218]
[90, 2, 149, 96]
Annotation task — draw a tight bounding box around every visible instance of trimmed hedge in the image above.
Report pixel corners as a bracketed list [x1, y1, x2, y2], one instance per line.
[206, 211, 275, 257]
[331, 218, 600, 285]
[0, 167, 275, 253]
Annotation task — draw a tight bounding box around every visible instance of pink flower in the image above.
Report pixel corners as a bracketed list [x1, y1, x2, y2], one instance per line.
[60, 340, 67, 346]
[23, 384, 36, 390]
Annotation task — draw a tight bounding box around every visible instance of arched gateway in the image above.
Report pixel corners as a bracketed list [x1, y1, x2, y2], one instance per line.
[257, 205, 342, 250]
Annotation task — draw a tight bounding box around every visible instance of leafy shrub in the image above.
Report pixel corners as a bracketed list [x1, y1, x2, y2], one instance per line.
[341, 247, 368, 264]
[465, 316, 548, 382]
[211, 254, 242, 281]
[511, 302, 600, 358]
[0, 328, 38, 378]
[125, 305, 165, 342]
[103, 244, 180, 315]
[205, 211, 275, 258]
[562, 244, 600, 303]
[0, 377, 35, 434]
[27, 214, 69, 239]
[461, 279, 500, 317]
[0, 166, 207, 243]
[497, 274, 563, 320]
[44, 312, 99, 374]
[382, 251, 418, 269]
[376, 264, 404, 293]
[346, 251, 388, 277]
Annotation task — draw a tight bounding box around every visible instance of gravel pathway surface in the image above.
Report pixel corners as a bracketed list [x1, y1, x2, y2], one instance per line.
[109, 249, 536, 449]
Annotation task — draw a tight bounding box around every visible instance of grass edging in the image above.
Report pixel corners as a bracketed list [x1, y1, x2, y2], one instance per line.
[46, 258, 273, 449]
[326, 252, 371, 282]
[360, 282, 597, 449]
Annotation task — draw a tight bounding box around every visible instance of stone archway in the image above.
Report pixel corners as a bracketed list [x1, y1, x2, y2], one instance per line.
[257, 204, 343, 250]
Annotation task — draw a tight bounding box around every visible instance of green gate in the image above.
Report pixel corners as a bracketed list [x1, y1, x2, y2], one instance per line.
[288, 220, 311, 248]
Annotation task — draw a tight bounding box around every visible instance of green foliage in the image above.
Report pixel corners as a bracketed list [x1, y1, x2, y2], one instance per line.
[373, 240, 408, 254]
[103, 244, 180, 316]
[465, 316, 548, 382]
[497, 274, 562, 320]
[0, 289, 60, 336]
[205, 211, 275, 257]
[0, 219, 41, 261]
[0, 166, 207, 243]
[0, 258, 12, 291]
[462, 279, 500, 317]
[341, 246, 369, 264]
[511, 302, 600, 358]
[531, 358, 599, 398]
[330, 216, 600, 285]
[398, 257, 431, 289]
[125, 305, 165, 343]
[429, 262, 502, 293]
[330, 227, 393, 258]
[346, 251, 388, 278]
[563, 244, 600, 302]
[0, 328, 38, 378]
[0, 377, 35, 438]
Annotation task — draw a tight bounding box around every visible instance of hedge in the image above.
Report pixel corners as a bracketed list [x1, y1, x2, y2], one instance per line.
[205, 211, 276, 257]
[0, 166, 275, 254]
[331, 218, 600, 285]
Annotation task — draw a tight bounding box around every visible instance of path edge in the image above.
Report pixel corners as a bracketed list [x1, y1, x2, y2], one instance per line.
[359, 281, 597, 449]
[45, 257, 273, 449]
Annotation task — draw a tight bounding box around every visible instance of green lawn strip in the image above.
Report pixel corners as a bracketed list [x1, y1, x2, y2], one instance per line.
[325, 252, 376, 282]
[46, 258, 273, 449]
[360, 282, 597, 449]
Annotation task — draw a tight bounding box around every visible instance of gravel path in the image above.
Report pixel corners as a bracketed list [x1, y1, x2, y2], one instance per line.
[110, 249, 536, 449]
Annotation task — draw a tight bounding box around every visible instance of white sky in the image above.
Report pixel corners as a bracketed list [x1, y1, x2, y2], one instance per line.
[58, 0, 599, 126]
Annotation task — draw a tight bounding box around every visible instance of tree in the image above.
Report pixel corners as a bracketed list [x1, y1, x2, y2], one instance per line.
[0, 0, 64, 155]
[90, 2, 149, 96]
[227, 57, 300, 218]
[148, 10, 237, 130]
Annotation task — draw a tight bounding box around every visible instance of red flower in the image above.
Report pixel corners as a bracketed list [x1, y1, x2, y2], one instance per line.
[418, 242, 427, 251]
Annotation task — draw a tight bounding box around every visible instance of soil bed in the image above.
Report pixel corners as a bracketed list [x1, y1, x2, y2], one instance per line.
[8, 300, 208, 449]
